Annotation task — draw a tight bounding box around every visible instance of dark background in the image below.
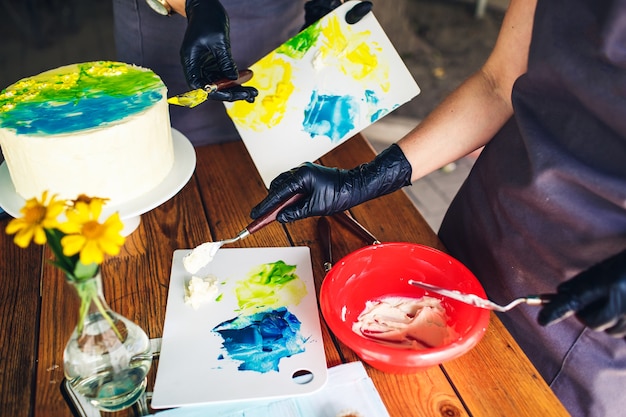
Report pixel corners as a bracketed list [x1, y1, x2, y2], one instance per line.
[0, 0, 504, 120]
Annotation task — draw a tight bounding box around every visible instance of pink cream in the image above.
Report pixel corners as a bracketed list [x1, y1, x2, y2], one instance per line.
[352, 296, 458, 350]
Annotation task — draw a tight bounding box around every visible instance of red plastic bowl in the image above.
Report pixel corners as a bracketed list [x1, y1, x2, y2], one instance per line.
[320, 242, 490, 373]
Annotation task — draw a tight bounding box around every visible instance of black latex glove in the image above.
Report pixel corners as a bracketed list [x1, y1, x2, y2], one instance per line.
[538, 249, 626, 337]
[250, 144, 412, 223]
[181, 0, 257, 102]
[302, 0, 373, 30]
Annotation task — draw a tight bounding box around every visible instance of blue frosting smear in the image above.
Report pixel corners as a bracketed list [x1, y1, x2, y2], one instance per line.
[364, 89, 388, 123]
[3, 92, 162, 135]
[301, 89, 390, 142]
[212, 307, 307, 373]
[302, 91, 358, 142]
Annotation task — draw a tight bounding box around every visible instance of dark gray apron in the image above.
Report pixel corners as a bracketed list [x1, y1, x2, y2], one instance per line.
[112, 0, 304, 145]
[439, 1, 626, 416]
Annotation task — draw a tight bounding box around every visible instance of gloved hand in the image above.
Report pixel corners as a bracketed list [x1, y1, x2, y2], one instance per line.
[538, 249, 626, 337]
[302, 0, 373, 30]
[181, 0, 257, 102]
[250, 144, 412, 223]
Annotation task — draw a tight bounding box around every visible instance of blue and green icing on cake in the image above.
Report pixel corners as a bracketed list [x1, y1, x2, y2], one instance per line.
[0, 61, 164, 136]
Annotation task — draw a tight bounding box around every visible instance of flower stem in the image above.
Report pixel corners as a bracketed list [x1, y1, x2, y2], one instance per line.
[74, 276, 123, 341]
[92, 293, 123, 341]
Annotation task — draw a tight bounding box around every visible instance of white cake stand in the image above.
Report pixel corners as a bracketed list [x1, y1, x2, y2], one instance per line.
[0, 129, 196, 236]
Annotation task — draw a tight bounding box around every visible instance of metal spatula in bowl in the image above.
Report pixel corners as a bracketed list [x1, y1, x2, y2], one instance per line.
[408, 280, 554, 312]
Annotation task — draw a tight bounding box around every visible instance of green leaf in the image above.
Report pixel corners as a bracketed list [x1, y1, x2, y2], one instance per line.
[48, 259, 75, 279]
[44, 229, 76, 273]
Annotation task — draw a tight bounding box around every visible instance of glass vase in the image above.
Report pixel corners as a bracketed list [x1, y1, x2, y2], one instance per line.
[63, 271, 152, 412]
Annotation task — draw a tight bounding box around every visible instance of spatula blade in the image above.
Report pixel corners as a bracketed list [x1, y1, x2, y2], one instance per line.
[167, 89, 208, 108]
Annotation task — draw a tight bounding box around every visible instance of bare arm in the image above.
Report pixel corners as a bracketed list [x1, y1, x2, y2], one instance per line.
[398, 0, 537, 181]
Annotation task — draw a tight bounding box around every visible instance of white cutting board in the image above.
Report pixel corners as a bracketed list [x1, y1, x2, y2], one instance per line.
[152, 247, 327, 409]
[224, 1, 420, 188]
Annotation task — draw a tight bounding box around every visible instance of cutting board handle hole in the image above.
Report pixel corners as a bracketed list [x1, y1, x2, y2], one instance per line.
[292, 369, 314, 384]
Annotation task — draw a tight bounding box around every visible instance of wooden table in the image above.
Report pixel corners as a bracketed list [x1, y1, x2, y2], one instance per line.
[0, 133, 570, 417]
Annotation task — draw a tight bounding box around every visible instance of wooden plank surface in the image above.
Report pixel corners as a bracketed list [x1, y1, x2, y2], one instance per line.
[443, 316, 569, 416]
[0, 133, 568, 417]
[0, 238, 42, 417]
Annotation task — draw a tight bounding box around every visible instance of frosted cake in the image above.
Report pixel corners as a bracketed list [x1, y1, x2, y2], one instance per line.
[0, 61, 174, 205]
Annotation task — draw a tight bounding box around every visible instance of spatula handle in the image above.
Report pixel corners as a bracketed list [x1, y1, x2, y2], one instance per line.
[208, 69, 254, 92]
[245, 193, 304, 235]
[525, 294, 556, 306]
[334, 211, 380, 245]
[318, 217, 333, 272]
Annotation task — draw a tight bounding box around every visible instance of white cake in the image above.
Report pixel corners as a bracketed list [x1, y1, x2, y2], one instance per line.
[0, 61, 174, 205]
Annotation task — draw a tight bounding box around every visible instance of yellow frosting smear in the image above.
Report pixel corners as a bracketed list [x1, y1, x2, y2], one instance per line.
[2, 68, 80, 109]
[227, 56, 295, 132]
[86, 64, 128, 77]
[316, 15, 389, 91]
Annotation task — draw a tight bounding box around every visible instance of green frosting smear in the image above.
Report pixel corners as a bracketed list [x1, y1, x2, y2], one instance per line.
[276, 22, 322, 60]
[234, 260, 308, 313]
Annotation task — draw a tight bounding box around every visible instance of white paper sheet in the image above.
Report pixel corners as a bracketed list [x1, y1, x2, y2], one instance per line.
[153, 362, 390, 417]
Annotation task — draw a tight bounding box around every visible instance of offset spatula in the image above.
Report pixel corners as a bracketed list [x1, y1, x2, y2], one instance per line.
[168, 69, 254, 108]
[182, 193, 304, 274]
[408, 280, 554, 312]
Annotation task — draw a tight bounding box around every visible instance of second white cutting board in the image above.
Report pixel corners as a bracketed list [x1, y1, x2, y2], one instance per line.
[152, 247, 328, 409]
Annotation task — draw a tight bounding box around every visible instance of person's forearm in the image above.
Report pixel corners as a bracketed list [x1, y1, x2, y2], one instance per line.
[398, 0, 536, 182]
[398, 68, 513, 181]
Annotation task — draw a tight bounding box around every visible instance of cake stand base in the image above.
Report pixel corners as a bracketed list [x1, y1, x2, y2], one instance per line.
[121, 215, 141, 237]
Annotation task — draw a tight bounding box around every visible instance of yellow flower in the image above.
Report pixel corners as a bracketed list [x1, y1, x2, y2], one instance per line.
[5, 191, 65, 248]
[59, 199, 126, 265]
[70, 194, 110, 207]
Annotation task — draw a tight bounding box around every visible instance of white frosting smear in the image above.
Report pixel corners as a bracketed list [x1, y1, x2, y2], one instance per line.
[182, 242, 222, 274]
[352, 296, 458, 350]
[184, 275, 219, 309]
